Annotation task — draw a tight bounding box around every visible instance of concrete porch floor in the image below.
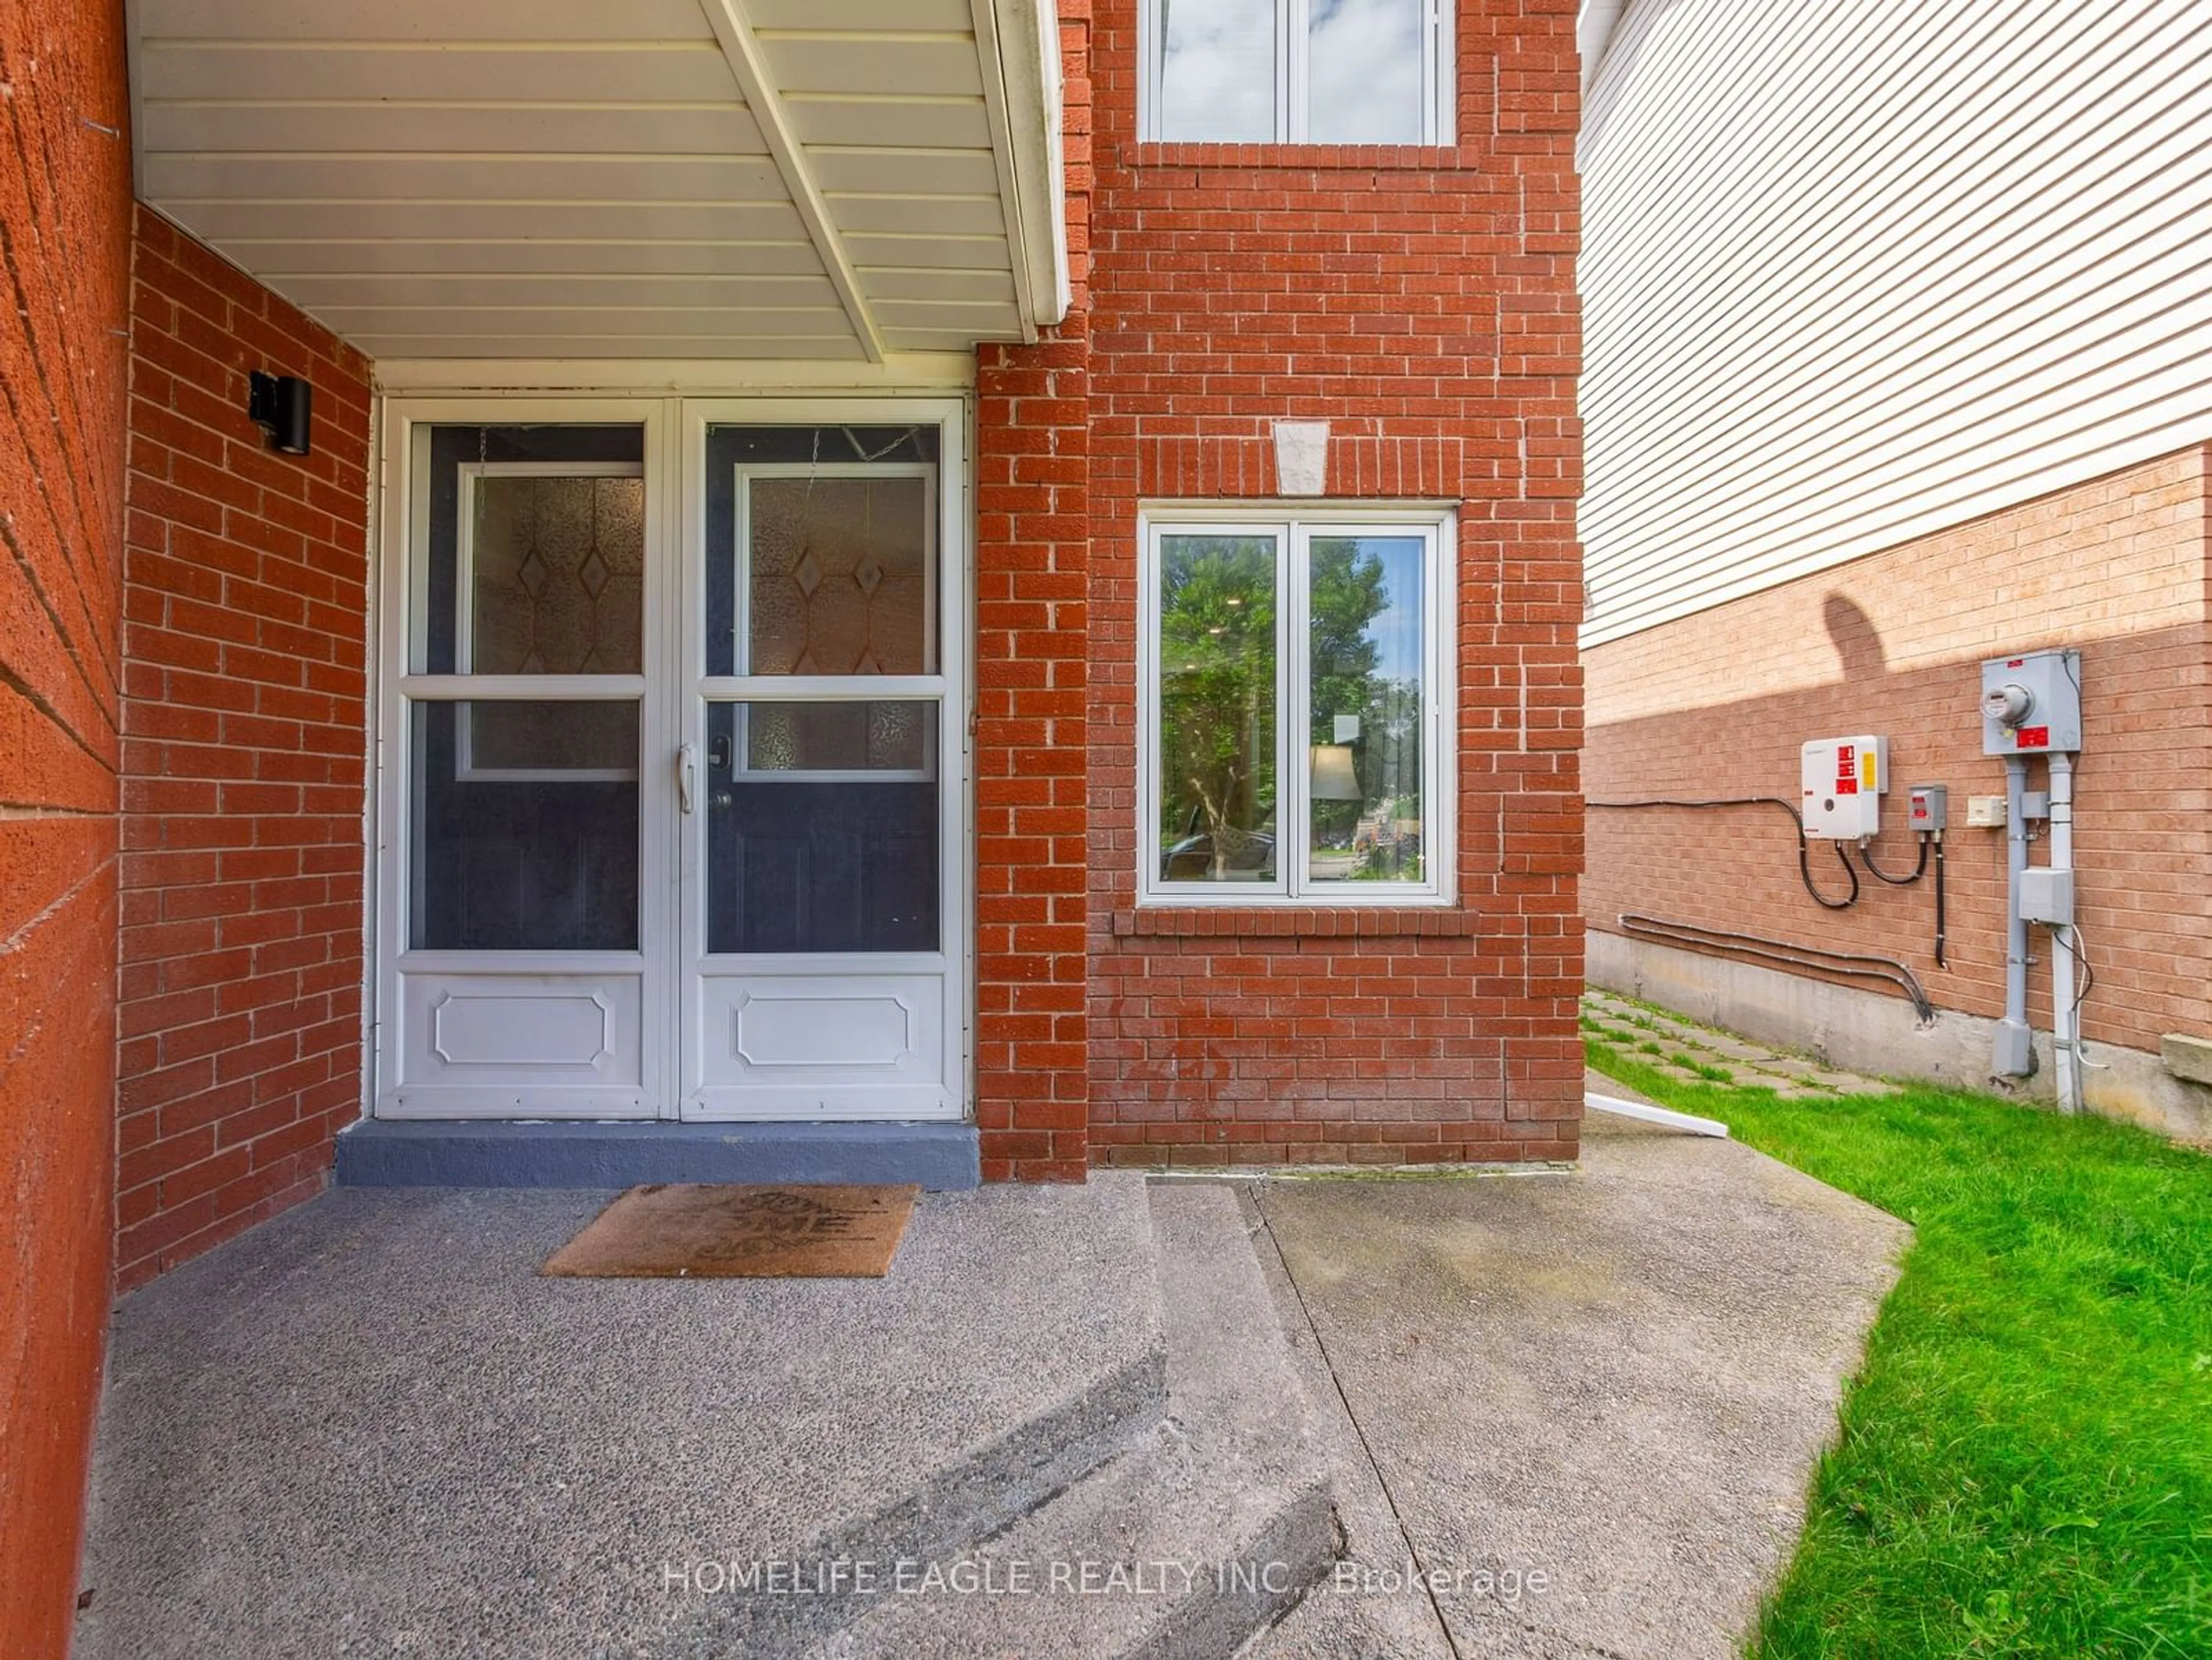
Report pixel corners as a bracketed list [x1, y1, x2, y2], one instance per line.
[77, 1087, 1908, 1660]
[75, 1179, 1174, 1659]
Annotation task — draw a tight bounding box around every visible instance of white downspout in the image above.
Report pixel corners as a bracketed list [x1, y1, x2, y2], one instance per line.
[2048, 751, 2082, 1113]
[1587, 1091, 1728, 1139]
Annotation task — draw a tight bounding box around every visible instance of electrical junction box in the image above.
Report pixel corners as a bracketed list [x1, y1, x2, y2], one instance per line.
[1965, 794, 2008, 828]
[1981, 649, 2082, 756]
[1908, 783, 1947, 833]
[2018, 867, 2075, 926]
[1800, 735, 1888, 839]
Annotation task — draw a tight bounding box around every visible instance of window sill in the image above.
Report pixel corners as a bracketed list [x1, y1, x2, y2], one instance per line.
[1112, 906, 1474, 939]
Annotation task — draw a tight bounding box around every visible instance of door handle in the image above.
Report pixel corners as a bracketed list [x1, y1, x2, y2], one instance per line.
[677, 742, 698, 814]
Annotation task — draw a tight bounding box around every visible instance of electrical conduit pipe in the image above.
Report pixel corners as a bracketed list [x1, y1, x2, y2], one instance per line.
[2048, 751, 2082, 1113]
[1993, 755, 2035, 1078]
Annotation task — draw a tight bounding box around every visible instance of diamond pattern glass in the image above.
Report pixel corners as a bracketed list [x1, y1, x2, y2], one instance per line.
[471, 475, 643, 676]
[747, 476, 929, 676]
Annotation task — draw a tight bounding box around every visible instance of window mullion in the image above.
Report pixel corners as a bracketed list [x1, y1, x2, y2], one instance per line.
[1435, 522, 1452, 901]
[1141, 0, 1158, 143]
[1282, 524, 1307, 899]
[1429, 0, 1451, 146]
[1144, 521, 1162, 900]
[1282, 0, 1300, 144]
[1425, 0, 1438, 145]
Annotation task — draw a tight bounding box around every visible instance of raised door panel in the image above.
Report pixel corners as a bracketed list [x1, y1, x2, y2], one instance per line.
[690, 974, 951, 1119]
[389, 972, 647, 1117]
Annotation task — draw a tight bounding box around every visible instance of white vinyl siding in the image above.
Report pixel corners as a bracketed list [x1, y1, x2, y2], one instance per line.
[1578, 0, 2212, 647]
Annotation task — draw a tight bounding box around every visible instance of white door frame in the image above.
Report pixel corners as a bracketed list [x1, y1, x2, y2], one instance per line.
[368, 394, 972, 1124]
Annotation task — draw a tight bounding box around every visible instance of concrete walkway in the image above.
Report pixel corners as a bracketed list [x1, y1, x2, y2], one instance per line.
[1582, 989, 1903, 1101]
[1240, 1072, 1910, 1659]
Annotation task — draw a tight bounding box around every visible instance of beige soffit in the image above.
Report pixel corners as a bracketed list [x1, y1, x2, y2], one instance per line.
[125, 0, 1069, 364]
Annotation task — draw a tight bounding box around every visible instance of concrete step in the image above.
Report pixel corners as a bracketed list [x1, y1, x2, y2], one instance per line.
[803, 1181, 1341, 1660]
[335, 1116, 981, 1189]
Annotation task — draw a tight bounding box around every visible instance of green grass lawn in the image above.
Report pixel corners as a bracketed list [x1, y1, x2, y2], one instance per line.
[1585, 1030, 2212, 1659]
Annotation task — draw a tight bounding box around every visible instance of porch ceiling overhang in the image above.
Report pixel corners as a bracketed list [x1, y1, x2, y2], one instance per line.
[125, 0, 1070, 366]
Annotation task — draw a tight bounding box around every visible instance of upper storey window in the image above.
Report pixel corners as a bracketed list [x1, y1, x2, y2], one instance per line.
[1146, 0, 1454, 145]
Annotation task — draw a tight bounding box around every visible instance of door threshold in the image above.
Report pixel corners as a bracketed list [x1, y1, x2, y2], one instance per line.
[335, 1119, 979, 1191]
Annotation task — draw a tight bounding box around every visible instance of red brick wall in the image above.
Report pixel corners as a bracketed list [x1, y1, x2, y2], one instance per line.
[1081, 0, 1585, 1165]
[0, 3, 131, 1648]
[1584, 447, 2212, 1061]
[973, 2, 1095, 1182]
[116, 207, 372, 1290]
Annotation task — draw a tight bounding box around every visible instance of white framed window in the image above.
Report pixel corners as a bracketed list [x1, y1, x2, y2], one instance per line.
[1141, 0, 1455, 146]
[1139, 506, 1454, 905]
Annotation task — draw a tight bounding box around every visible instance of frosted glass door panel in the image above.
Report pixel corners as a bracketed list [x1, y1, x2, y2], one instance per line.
[745, 476, 930, 676]
[468, 474, 643, 675]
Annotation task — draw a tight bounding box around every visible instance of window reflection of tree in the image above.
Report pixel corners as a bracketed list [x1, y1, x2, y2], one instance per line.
[1160, 537, 1278, 879]
[1309, 540, 1421, 880]
[1158, 535, 1421, 882]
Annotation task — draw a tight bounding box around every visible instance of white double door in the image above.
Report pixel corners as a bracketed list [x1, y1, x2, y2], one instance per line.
[374, 398, 967, 1123]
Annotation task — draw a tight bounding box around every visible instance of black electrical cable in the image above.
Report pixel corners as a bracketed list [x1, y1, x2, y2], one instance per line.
[1798, 838, 1861, 910]
[1933, 835, 1948, 968]
[2068, 920, 2096, 1017]
[1855, 835, 1929, 886]
[1588, 796, 1860, 911]
[1588, 795, 1803, 821]
[1857, 830, 1952, 968]
[1618, 912, 1937, 1024]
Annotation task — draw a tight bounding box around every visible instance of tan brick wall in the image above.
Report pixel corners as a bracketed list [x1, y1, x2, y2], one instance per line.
[1582, 445, 2212, 1060]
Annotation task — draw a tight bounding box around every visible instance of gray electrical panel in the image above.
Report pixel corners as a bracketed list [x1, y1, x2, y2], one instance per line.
[1907, 783, 1946, 833]
[2018, 867, 2075, 926]
[1980, 649, 2082, 756]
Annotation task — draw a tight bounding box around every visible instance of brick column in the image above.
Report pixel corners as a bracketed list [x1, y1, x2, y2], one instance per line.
[968, 0, 1094, 1182]
[1075, 0, 1585, 1165]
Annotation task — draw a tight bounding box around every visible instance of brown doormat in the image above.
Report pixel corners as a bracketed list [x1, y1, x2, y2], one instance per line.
[541, 1183, 921, 1279]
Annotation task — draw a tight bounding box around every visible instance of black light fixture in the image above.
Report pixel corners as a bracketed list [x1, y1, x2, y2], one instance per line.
[247, 371, 312, 456]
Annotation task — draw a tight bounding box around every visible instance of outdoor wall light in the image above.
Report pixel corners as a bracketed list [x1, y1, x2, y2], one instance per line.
[247, 371, 312, 456]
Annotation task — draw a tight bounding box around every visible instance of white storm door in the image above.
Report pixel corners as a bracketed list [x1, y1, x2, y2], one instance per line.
[677, 408, 967, 1121]
[377, 406, 671, 1119]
